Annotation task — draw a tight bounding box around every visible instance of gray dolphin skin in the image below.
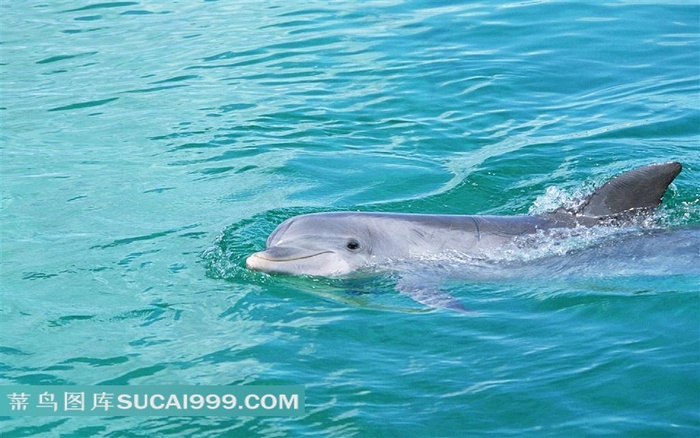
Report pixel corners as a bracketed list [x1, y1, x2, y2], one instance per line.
[246, 162, 683, 278]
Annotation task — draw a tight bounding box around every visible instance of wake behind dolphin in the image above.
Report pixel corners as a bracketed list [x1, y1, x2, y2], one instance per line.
[245, 162, 694, 310]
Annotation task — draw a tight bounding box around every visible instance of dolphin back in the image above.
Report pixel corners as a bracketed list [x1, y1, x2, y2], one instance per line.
[575, 161, 682, 219]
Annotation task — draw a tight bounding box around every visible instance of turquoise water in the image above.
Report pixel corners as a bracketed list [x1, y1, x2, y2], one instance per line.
[2, 0, 699, 436]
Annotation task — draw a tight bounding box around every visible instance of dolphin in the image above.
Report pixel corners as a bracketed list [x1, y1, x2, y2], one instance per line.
[245, 162, 685, 309]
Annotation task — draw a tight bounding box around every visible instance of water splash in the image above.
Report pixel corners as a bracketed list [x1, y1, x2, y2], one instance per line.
[529, 185, 588, 216]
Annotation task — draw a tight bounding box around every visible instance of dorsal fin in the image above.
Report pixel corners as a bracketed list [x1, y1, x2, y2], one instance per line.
[578, 161, 682, 218]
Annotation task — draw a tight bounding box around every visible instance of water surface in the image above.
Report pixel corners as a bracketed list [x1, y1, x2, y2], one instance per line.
[2, 1, 699, 436]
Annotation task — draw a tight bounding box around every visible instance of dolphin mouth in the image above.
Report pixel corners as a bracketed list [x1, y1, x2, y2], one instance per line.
[245, 248, 334, 272]
[247, 250, 332, 263]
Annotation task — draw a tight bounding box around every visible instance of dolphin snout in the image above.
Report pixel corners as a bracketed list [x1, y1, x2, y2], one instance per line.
[245, 252, 265, 270]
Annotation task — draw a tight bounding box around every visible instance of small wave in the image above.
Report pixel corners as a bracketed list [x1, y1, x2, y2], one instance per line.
[395, 225, 700, 281]
[529, 185, 589, 216]
[506, 225, 639, 262]
[201, 206, 325, 282]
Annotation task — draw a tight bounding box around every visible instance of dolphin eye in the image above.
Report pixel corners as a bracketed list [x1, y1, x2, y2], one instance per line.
[346, 239, 361, 251]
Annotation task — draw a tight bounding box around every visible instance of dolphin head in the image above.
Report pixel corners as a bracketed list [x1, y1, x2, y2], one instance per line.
[245, 213, 381, 276]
